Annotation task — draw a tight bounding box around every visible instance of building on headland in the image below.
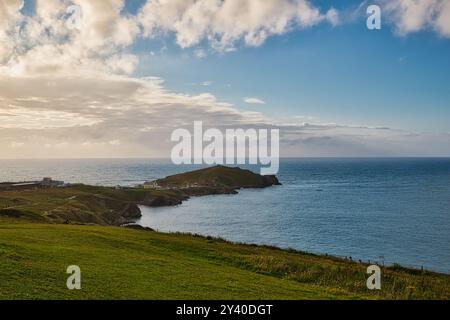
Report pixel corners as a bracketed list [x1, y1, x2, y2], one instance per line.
[143, 181, 161, 189]
[41, 177, 65, 187]
[143, 180, 202, 190]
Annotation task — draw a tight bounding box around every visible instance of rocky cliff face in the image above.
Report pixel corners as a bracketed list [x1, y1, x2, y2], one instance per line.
[261, 175, 282, 187]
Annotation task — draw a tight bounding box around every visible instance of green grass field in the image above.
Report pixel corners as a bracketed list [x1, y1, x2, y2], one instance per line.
[1, 219, 449, 300]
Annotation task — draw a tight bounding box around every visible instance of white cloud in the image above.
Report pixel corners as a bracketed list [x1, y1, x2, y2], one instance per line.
[382, 0, 450, 37]
[1, 71, 449, 158]
[194, 48, 207, 58]
[0, 106, 101, 129]
[0, 0, 23, 63]
[0, 0, 140, 76]
[106, 54, 139, 74]
[139, 0, 339, 51]
[1, 0, 339, 75]
[244, 97, 266, 104]
[0, 72, 274, 157]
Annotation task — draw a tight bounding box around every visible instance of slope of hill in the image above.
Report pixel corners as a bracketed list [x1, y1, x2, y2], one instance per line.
[1, 219, 449, 300]
[0, 185, 184, 225]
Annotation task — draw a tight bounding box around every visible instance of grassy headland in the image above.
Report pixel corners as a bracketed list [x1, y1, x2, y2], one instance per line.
[0, 166, 280, 226]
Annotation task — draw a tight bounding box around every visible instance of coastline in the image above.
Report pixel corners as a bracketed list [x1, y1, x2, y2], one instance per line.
[1, 165, 449, 299]
[1, 164, 449, 276]
[0, 165, 281, 226]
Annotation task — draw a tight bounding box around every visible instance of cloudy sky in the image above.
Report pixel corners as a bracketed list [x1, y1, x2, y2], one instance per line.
[0, 0, 450, 159]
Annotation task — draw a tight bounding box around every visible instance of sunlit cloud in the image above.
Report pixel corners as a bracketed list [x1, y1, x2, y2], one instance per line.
[244, 97, 266, 105]
[138, 0, 338, 51]
[380, 0, 450, 37]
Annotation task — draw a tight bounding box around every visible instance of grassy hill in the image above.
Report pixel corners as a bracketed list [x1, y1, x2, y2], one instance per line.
[0, 184, 185, 225]
[150, 165, 281, 190]
[0, 218, 449, 300]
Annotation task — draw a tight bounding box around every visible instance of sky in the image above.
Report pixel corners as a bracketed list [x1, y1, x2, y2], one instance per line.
[0, 0, 450, 159]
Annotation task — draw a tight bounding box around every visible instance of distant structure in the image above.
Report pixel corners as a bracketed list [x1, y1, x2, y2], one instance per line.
[143, 181, 161, 189]
[143, 180, 201, 190]
[4, 178, 65, 190]
[41, 177, 65, 187]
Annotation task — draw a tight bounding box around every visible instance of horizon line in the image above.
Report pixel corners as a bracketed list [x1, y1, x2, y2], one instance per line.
[1, 156, 450, 161]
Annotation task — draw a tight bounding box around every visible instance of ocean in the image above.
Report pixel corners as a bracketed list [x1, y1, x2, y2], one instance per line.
[1, 158, 449, 273]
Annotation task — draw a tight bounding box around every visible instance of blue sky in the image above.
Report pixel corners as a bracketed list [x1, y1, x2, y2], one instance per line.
[127, 0, 450, 133]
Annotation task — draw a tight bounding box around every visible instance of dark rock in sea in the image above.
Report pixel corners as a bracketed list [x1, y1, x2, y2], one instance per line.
[261, 175, 282, 187]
